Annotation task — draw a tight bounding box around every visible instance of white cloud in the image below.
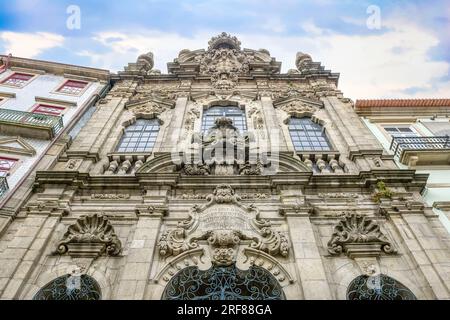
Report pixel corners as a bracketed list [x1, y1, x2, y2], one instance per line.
[301, 20, 324, 35]
[261, 17, 287, 33]
[0, 31, 64, 58]
[84, 19, 450, 100]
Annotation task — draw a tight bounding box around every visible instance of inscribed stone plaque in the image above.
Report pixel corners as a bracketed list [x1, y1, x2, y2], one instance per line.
[197, 204, 253, 232]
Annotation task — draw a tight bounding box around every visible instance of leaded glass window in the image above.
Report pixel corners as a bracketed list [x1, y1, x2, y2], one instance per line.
[33, 274, 101, 300]
[202, 106, 247, 133]
[289, 117, 331, 151]
[347, 274, 417, 300]
[162, 265, 285, 300]
[116, 119, 160, 153]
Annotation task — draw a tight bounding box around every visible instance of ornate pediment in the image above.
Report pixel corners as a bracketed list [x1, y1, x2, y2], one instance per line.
[158, 185, 289, 266]
[168, 33, 281, 90]
[274, 96, 323, 117]
[125, 97, 175, 118]
[327, 212, 396, 258]
[55, 214, 122, 258]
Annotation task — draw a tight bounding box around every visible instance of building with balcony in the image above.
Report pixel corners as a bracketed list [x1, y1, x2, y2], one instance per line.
[0, 54, 109, 213]
[355, 99, 450, 231]
[0, 34, 449, 300]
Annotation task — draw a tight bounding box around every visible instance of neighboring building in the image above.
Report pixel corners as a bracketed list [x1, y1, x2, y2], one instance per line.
[0, 54, 109, 221]
[0, 34, 449, 300]
[355, 99, 450, 232]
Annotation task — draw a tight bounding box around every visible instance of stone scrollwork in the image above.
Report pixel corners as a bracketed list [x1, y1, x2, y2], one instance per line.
[184, 107, 201, 132]
[183, 164, 211, 176]
[157, 185, 290, 266]
[129, 102, 167, 117]
[168, 33, 281, 92]
[327, 212, 396, 258]
[56, 214, 122, 258]
[251, 227, 290, 258]
[159, 228, 198, 257]
[279, 100, 317, 116]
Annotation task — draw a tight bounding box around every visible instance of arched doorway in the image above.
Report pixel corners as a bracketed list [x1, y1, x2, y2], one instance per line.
[347, 274, 417, 300]
[162, 265, 285, 300]
[33, 274, 102, 300]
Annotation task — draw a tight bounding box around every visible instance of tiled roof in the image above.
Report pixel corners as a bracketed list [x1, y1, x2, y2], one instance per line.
[355, 99, 450, 108]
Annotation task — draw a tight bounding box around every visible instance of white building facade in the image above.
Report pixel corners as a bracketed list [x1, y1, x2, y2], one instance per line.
[355, 99, 450, 232]
[0, 55, 109, 216]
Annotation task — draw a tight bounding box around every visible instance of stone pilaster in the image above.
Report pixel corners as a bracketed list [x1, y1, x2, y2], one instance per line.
[260, 96, 289, 152]
[389, 211, 450, 299]
[160, 96, 189, 152]
[286, 213, 333, 299]
[0, 214, 59, 299]
[114, 214, 163, 300]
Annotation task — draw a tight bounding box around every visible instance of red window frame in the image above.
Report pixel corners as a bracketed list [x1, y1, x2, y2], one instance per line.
[32, 104, 66, 116]
[1, 72, 34, 86]
[0, 156, 18, 177]
[57, 79, 88, 95]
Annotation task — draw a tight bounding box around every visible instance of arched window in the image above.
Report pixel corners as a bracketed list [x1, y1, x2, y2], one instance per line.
[202, 106, 247, 133]
[347, 274, 417, 300]
[116, 119, 160, 153]
[162, 265, 285, 300]
[289, 117, 331, 151]
[33, 274, 102, 300]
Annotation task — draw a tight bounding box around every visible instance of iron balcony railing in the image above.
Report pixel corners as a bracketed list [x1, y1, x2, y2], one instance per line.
[0, 108, 64, 137]
[0, 176, 9, 199]
[390, 135, 450, 158]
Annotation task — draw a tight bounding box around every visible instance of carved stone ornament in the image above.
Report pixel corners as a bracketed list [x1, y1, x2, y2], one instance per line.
[327, 212, 396, 258]
[279, 101, 317, 116]
[181, 116, 265, 176]
[56, 214, 122, 258]
[184, 107, 201, 132]
[158, 185, 289, 265]
[129, 102, 167, 116]
[168, 33, 281, 92]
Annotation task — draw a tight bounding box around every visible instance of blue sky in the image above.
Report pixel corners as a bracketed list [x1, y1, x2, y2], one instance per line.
[1, 0, 449, 100]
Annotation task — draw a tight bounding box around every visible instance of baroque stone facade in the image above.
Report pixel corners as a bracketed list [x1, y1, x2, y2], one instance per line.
[0, 33, 449, 300]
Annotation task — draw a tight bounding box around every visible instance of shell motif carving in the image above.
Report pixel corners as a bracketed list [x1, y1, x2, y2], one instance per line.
[327, 213, 396, 256]
[56, 214, 122, 257]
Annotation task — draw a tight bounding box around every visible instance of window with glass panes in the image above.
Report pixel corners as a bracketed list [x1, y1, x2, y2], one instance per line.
[202, 106, 247, 133]
[1, 73, 33, 87]
[0, 157, 17, 177]
[32, 104, 66, 116]
[384, 126, 418, 138]
[57, 80, 88, 95]
[289, 118, 331, 151]
[116, 119, 160, 153]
